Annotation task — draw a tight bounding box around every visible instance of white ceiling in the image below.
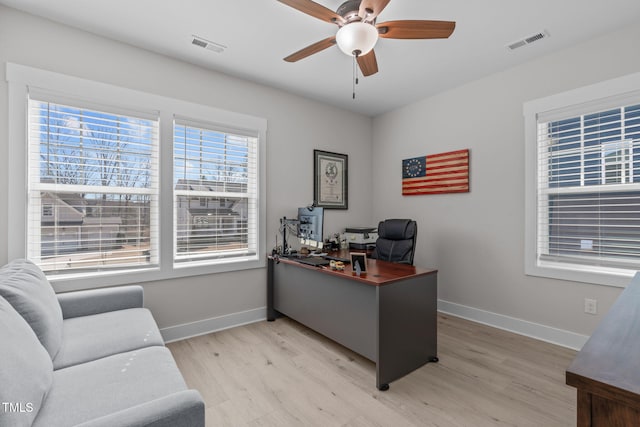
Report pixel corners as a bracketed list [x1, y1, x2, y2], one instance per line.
[2, 0, 640, 116]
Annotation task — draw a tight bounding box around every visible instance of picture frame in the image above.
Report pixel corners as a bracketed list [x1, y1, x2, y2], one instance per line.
[314, 149, 348, 209]
[350, 252, 367, 273]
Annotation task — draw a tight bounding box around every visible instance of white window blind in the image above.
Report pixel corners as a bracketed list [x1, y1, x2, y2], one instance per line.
[27, 97, 159, 275]
[536, 103, 640, 270]
[173, 120, 258, 265]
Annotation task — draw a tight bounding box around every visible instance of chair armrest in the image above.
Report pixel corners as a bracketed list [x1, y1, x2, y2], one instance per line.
[73, 390, 205, 427]
[57, 285, 144, 319]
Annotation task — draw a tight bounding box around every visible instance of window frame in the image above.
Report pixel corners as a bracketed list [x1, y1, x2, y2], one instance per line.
[524, 71, 640, 287]
[7, 63, 267, 292]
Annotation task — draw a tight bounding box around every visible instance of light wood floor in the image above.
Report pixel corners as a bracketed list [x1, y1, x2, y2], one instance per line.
[167, 314, 577, 426]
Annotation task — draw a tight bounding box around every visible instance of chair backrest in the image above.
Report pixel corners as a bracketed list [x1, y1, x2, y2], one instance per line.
[371, 219, 417, 265]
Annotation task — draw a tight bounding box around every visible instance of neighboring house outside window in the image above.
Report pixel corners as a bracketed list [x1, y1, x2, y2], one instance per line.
[524, 72, 640, 287]
[42, 203, 53, 217]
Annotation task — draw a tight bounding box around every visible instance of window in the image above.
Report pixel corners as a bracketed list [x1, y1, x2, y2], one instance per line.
[524, 72, 640, 286]
[8, 63, 266, 289]
[541, 106, 640, 266]
[28, 97, 159, 274]
[173, 121, 258, 265]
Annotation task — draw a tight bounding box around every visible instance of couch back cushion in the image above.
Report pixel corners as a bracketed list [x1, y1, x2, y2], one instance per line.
[0, 295, 53, 427]
[0, 259, 63, 359]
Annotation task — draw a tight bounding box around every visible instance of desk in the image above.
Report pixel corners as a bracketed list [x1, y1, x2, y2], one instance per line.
[267, 251, 438, 390]
[566, 272, 640, 426]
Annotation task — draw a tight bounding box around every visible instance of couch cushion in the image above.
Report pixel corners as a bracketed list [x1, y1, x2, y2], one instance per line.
[33, 346, 188, 427]
[0, 259, 63, 359]
[53, 307, 164, 370]
[0, 296, 53, 427]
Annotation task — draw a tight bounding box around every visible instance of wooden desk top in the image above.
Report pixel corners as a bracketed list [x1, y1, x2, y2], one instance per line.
[271, 250, 437, 287]
[566, 272, 640, 408]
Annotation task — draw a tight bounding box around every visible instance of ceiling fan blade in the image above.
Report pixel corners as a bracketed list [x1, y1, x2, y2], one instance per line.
[277, 0, 344, 25]
[284, 36, 337, 62]
[359, 0, 391, 21]
[377, 20, 456, 39]
[357, 50, 379, 76]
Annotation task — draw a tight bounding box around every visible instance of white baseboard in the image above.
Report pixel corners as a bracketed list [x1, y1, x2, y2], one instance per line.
[161, 307, 266, 343]
[438, 299, 588, 351]
[160, 301, 589, 351]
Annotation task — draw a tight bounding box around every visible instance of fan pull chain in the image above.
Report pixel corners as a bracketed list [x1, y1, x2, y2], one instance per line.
[352, 54, 359, 99]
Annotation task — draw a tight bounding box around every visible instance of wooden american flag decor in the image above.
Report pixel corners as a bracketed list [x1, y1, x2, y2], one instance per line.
[402, 149, 470, 195]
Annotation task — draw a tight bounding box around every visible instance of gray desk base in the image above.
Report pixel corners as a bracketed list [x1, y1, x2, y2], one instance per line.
[267, 259, 438, 390]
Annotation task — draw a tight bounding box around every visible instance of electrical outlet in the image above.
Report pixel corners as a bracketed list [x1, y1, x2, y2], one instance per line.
[584, 298, 597, 315]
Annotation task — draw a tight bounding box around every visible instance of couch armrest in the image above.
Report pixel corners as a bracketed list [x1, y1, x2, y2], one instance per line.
[57, 285, 144, 319]
[73, 390, 205, 427]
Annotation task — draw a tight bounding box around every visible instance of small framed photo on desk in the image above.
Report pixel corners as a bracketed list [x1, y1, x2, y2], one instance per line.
[350, 252, 367, 274]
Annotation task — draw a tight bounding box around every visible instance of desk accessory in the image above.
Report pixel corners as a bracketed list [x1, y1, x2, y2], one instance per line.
[350, 252, 367, 274]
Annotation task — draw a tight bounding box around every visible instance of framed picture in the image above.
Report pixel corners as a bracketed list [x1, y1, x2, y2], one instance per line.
[350, 252, 367, 273]
[314, 149, 348, 209]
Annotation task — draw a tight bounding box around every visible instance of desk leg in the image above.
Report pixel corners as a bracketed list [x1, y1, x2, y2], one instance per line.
[376, 272, 438, 390]
[267, 257, 276, 321]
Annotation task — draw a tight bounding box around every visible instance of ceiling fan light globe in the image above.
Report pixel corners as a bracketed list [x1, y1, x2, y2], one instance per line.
[336, 22, 378, 56]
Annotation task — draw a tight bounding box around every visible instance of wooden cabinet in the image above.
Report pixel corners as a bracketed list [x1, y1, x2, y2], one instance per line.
[566, 273, 640, 426]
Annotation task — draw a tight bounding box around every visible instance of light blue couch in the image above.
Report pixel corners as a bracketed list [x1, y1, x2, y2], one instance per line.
[0, 259, 205, 427]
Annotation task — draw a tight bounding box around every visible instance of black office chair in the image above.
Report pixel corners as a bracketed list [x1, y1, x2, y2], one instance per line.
[371, 219, 417, 265]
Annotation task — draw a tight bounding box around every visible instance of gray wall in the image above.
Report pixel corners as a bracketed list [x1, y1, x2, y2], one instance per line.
[0, 6, 373, 330]
[372, 22, 640, 337]
[3, 4, 639, 343]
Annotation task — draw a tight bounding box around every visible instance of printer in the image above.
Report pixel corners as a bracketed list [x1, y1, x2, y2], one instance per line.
[344, 227, 378, 250]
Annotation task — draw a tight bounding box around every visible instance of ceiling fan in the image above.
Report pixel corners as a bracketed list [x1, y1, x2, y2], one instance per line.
[277, 0, 456, 77]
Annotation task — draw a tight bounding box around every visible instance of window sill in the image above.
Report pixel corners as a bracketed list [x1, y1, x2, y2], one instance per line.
[525, 260, 634, 288]
[49, 257, 266, 293]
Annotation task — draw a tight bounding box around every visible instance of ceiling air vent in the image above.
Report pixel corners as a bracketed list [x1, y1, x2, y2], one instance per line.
[191, 35, 227, 53]
[507, 30, 549, 51]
